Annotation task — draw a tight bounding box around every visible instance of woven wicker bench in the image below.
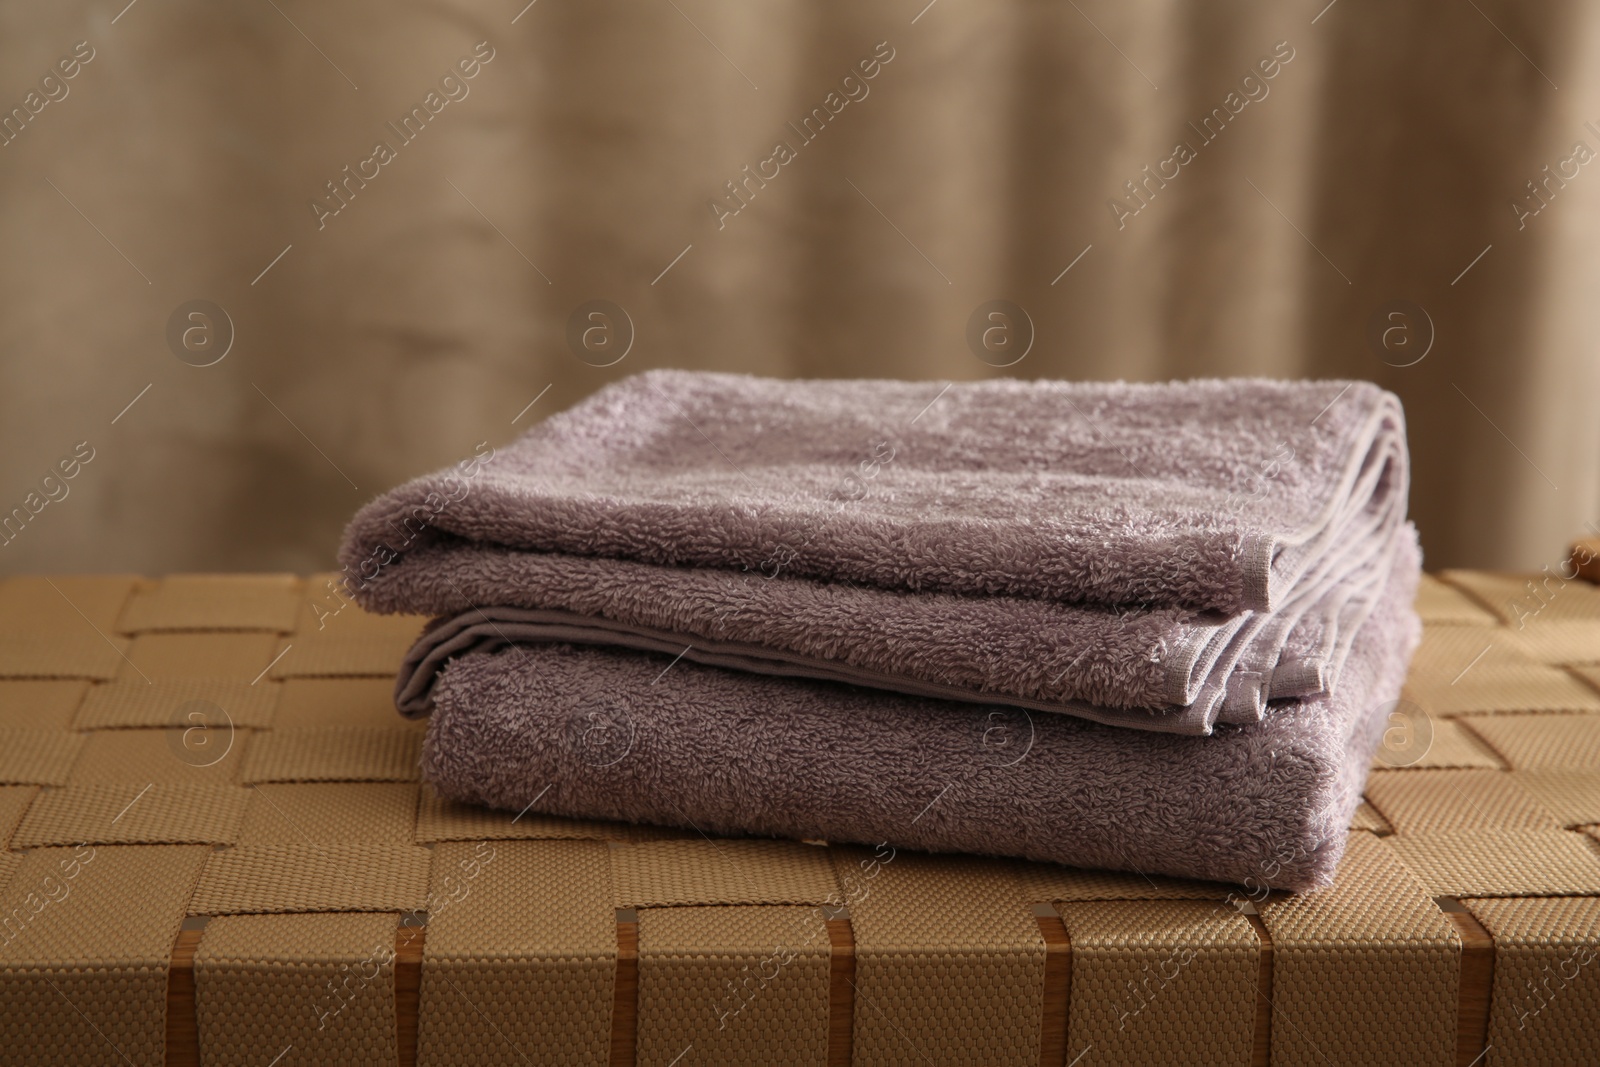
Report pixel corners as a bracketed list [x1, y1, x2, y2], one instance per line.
[1, 567, 1598, 1066]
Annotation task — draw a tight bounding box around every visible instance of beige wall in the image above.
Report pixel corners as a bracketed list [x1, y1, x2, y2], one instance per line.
[2, 0, 1597, 576]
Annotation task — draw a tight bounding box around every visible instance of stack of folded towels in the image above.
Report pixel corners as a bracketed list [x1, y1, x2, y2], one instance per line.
[338, 371, 1420, 891]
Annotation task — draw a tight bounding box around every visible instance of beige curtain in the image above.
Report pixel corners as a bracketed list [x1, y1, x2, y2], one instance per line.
[2, 0, 1597, 576]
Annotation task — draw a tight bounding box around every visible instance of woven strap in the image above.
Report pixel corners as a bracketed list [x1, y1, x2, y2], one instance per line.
[1403, 620, 1600, 714]
[0, 787, 37, 845]
[1350, 801, 1393, 834]
[66, 725, 249, 786]
[416, 784, 681, 844]
[637, 905, 831, 1066]
[1511, 769, 1600, 826]
[419, 840, 615, 1067]
[236, 782, 420, 846]
[269, 678, 417, 728]
[1464, 895, 1600, 1066]
[241, 727, 422, 784]
[269, 623, 422, 680]
[612, 839, 840, 907]
[190, 844, 431, 914]
[838, 848, 1045, 1066]
[0, 844, 206, 1067]
[1015, 861, 1233, 903]
[1465, 713, 1600, 769]
[1415, 574, 1497, 624]
[0, 730, 84, 786]
[1259, 832, 1460, 1066]
[116, 574, 301, 634]
[1406, 624, 1529, 679]
[1384, 830, 1600, 897]
[1576, 663, 1600, 695]
[268, 634, 418, 679]
[0, 577, 138, 682]
[0, 681, 88, 729]
[0, 576, 140, 632]
[1055, 898, 1258, 1066]
[0, 853, 22, 893]
[1441, 570, 1600, 623]
[1503, 621, 1600, 665]
[291, 582, 428, 642]
[13, 782, 249, 846]
[194, 911, 400, 1064]
[1364, 769, 1560, 833]
[0, 635, 127, 681]
[1410, 663, 1600, 716]
[121, 633, 283, 682]
[74, 678, 280, 730]
[1391, 718, 1502, 769]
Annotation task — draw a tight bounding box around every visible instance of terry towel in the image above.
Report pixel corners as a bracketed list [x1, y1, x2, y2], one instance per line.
[341, 372, 1408, 735]
[417, 526, 1422, 891]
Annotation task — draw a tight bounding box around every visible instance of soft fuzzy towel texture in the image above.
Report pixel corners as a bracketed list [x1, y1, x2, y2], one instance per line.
[419, 528, 1422, 891]
[342, 372, 1408, 734]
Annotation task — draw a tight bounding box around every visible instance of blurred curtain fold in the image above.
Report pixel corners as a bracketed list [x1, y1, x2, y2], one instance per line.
[0, 0, 1596, 574]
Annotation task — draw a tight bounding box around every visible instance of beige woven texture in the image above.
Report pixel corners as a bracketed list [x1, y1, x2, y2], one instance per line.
[269, 632, 427, 679]
[120, 632, 284, 682]
[1014, 861, 1234, 903]
[116, 575, 301, 635]
[1364, 768, 1562, 833]
[0, 576, 137, 630]
[1056, 899, 1258, 1066]
[1464, 896, 1600, 1066]
[191, 844, 432, 914]
[194, 911, 400, 1065]
[1259, 831, 1462, 1066]
[0, 681, 89, 729]
[636, 905, 831, 1066]
[0, 787, 37, 844]
[0, 634, 128, 680]
[240, 726, 422, 783]
[1349, 800, 1393, 834]
[416, 783, 686, 844]
[236, 782, 419, 846]
[420, 839, 616, 1067]
[271, 678, 427, 730]
[1382, 829, 1600, 897]
[0, 853, 22, 896]
[612, 839, 840, 907]
[66, 725, 252, 786]
[1503, 622, 1600, 666]
[840, 848, 1046, 1066]
[1414, 573, 1499, 625]
[1465, 712, 1600, 769]
[75, 679, 280, 730]
[0, 575, 139, 683]
[13, 782, 250, 846]
[1404, 619, 1600, 716]
[0, 568, 1595, 1064]
[0, 844, 206, 1067]
[1512, 769, 1600, 826]
[0, 729, 84, 785]
[269, 593, 427, 680]
[1374, 717, 1503, 770]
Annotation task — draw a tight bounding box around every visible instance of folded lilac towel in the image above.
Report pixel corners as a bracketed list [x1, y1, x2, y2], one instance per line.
[340, 372, 1408, 734]
[418, 527, 1421, 890]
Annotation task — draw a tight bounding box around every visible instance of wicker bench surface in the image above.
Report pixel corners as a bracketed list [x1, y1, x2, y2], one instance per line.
[1, 570, 1598, 1066]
